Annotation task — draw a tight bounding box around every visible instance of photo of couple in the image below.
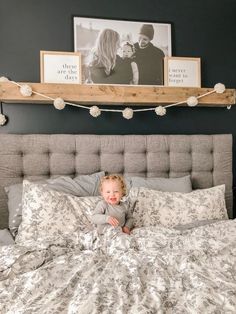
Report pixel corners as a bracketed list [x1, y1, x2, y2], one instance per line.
[74, 17, 172, 86]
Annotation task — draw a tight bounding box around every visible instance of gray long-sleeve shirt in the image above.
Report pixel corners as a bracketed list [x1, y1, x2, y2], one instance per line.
[91, 200, 134, 230]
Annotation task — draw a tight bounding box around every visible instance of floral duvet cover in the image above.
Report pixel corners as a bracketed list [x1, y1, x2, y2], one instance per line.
[0, 219, 236, 314]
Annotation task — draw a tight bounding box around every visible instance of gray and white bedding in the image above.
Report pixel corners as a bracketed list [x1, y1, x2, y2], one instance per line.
[0, 134, 234, 313]
[0, 180, 236, 313]
[1, 219, 236, 313]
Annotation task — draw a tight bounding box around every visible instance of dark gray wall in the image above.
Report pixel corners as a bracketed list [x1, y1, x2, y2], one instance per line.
[0, 0, 236, 215]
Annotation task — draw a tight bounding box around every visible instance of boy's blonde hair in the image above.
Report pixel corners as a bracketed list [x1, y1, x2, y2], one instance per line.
[100, 174, 126, 196]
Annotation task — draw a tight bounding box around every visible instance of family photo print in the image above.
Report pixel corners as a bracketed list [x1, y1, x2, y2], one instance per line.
[73, 16, 172, 86]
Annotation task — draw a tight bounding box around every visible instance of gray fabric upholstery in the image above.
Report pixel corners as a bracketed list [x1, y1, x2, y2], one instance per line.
[0, 134, 233, 229]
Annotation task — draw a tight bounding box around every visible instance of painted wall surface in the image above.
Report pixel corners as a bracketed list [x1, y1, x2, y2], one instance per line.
[0, 0, 236, 215]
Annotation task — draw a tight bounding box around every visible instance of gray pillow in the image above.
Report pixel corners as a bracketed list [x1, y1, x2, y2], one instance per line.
[47, 172, 104, 196]
[5, 171, 105, 237]
[0, 229, 15, 245]
[126, 175, 192, 193]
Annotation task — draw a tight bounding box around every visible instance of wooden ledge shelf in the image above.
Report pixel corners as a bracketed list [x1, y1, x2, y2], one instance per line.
[0, 82, 235, 106]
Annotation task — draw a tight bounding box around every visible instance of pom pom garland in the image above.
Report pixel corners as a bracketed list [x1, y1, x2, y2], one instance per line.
[20, 84, 33, 97]
[0, 79, 229, 120]
[187, 96, 198, 107]
[0, 76, 9, 82]
[90, 106, 101, 117]
[155, 106, 166, 116]
[53, 98, 66, 110]
[214, 83, 225, 94]
[122, 108, 133, 119]
[0, 114, 7, 126]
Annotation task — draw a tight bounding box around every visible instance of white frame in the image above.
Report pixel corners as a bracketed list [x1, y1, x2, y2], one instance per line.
[164, 56, 201, 87]
[40, 51, 82, 84]
[73, 16, 172, 85]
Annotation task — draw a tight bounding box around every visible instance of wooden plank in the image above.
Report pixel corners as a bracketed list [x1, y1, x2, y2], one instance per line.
[0, 82, 235, 106]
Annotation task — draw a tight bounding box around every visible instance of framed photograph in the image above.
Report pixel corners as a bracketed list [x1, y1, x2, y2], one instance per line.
[164, 56, 201, 87]
[73, 16, 172, 86]
[40, 51, 82, 84]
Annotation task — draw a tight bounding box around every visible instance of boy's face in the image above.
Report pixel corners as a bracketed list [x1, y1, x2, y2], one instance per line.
[122, 45, 133, 58]
[101, 180, 123, 205]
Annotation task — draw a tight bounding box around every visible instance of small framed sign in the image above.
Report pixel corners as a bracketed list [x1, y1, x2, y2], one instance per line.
[40, 51, 82, 84]
[164, 56, 201, 87]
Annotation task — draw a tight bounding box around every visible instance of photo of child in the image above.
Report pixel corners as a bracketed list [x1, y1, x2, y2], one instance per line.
[121, 42, 139, 85]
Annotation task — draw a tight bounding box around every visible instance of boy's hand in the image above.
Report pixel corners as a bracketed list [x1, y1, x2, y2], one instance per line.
[107, 216, 119, 227]
[122, 226, 130, 235]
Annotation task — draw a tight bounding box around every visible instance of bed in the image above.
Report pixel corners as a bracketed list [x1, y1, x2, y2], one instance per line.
[0, 134, 235, 313]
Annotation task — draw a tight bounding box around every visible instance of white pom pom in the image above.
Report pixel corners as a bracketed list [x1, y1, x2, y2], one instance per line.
[20, 84, 32, 97]
[187, 96, 198, 107]
[214, 83, 225, 94]
[0, 76, 9, 82]
[155, 106, 166, 116]
[0, 114, 7, 126]
[122, 107, 133, 119]
[53, 98, 66, 110]
[89, 106, 101, 117]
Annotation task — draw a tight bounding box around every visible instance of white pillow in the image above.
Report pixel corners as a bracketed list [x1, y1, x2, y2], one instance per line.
[15, 180, 101, 245]
[132, 185, 228, 228]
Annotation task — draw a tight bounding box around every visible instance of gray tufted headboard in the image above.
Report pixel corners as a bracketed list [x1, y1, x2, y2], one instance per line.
[0, 134, 233, 229]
